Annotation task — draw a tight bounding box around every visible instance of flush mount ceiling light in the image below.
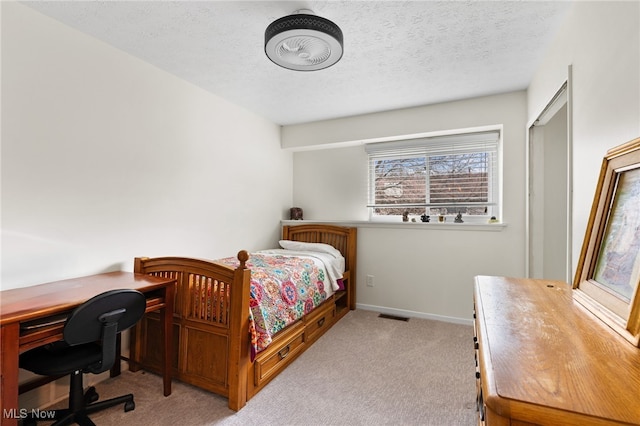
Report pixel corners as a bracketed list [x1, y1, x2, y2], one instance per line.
[264, 9, 343, 71]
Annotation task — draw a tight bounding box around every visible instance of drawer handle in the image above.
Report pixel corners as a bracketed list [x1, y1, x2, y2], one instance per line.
[317, 317, 325, 327]
[278, 345, 291, 360]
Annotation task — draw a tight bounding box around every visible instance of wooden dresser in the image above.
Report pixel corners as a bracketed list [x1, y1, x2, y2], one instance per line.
[473, 275, 640, 426]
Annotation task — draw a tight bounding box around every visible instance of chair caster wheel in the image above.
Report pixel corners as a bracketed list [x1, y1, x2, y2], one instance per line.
[124, 400, 135, 412]
[85, 386, 99, 404]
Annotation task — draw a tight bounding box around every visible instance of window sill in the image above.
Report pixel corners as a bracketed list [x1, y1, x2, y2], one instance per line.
[281, 219, 507, 232]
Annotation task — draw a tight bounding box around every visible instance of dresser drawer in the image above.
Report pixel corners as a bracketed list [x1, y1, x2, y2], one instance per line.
[254, 322, 305, 387]
[304, 299, 336, 344]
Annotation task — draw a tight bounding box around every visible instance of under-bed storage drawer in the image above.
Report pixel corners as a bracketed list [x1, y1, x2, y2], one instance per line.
[304, 299, 336, 344]
[254, 321, 305, 387]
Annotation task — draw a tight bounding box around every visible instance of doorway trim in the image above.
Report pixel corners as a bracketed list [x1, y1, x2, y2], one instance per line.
[525, 66, 573, 282]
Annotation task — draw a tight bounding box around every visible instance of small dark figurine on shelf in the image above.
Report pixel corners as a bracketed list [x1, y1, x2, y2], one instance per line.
[402, 211, 409, 222]
[290, 207, 303, 220]
[454, 212, 464, 223]
[420, 214, 430, 223]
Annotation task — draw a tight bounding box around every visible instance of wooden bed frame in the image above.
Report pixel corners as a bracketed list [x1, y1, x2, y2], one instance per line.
[129, 224, 357, 410]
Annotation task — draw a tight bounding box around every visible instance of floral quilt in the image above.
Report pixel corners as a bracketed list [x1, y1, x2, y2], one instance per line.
[217, 253, 330, 357]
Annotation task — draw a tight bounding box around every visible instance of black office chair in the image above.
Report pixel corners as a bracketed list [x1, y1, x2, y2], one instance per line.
[20, 289, 146, 426]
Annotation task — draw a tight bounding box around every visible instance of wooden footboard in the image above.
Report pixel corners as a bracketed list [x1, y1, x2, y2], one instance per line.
[129, 254, 251, 410]
[130, 224, 356, 411]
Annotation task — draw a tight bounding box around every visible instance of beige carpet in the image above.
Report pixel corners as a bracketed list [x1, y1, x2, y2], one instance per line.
[47, 309, 477, 425]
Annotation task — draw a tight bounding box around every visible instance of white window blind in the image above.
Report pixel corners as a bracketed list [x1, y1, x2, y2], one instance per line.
[366, 130, 500, 218]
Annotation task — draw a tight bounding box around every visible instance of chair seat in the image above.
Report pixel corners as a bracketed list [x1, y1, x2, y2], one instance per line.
[20, 342, 103, 376]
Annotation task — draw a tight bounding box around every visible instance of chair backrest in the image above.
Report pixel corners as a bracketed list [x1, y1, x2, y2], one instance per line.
[63, 289, 146, 373]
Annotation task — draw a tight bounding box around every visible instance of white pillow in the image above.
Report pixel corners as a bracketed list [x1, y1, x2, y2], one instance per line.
[278, 240, 342, 259]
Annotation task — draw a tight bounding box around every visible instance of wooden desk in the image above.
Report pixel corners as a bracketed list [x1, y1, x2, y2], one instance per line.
[473, 276, 640, 425]
[0, 272, 175, 426]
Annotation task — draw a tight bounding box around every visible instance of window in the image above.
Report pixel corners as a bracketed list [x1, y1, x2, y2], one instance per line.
[366, 130, 500, 221]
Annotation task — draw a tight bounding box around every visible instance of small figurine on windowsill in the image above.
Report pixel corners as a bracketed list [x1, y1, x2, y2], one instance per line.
[420, 214, 430, 223]
[454, 212, 464, 223]
[489, 216, 499, 224]
[402, 211, 409, 222]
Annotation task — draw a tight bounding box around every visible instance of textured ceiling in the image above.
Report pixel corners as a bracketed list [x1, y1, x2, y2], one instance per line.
[24, 1, 572, 125]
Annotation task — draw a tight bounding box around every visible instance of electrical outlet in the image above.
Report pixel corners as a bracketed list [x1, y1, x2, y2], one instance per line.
[366, 275, 375, 287]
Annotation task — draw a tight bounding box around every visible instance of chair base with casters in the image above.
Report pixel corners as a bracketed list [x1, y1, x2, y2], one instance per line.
[20, 369, 135, 426]
[19, 289, 146, 426]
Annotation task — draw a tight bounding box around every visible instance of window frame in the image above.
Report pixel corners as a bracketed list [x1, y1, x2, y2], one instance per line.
[365, 129, 502, 223]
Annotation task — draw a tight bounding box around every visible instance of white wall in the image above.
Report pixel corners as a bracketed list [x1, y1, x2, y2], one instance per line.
[527, 1, 640, 276]
[286, 91, 527, 322]
[1, 2, 292, 290]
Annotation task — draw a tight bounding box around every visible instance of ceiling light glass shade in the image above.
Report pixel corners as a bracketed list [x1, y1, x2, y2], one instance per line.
[265, 13, 343, 71]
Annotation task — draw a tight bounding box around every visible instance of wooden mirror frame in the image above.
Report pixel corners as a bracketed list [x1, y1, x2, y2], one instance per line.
[573, 136, 640, 347]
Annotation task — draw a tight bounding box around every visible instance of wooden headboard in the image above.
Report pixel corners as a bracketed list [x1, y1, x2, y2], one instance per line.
[282, 224, 358, 309]
[282, 224, 357, 274]
[282, 224, 357, 313]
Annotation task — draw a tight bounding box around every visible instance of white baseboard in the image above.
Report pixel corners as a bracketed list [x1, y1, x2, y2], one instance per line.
[356, 303, 473, 326]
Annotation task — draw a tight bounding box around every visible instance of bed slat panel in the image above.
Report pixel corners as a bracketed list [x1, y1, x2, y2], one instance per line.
[186, 274, 231, 326]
